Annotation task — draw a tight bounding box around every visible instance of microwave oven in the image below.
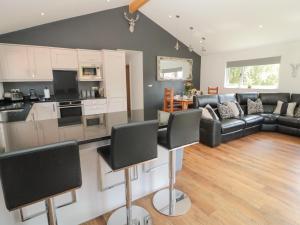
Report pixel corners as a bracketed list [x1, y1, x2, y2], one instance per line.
[79, 64, 102, 80]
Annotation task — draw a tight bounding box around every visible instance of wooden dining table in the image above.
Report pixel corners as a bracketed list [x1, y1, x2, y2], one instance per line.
[174, 97, 193, 110]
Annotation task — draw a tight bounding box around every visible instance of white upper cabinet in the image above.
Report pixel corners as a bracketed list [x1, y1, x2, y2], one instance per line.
[0, 44, 53, 81]
[0, 45, 31, 81]
[28, 47, 53, 81]
[51, 48, 78, 70]
[77, 49, 102, 63]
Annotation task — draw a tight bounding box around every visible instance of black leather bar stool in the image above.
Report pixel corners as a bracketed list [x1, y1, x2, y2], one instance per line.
[153, 109, 201, 216]
[97, 120, 158, 225]
[0, 141, 82, 225]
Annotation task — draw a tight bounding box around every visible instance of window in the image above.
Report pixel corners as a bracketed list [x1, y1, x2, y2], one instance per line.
[225, 57, 281, 89]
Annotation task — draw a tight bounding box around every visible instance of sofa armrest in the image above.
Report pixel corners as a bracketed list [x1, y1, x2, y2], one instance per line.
[200, 118, 222, 147]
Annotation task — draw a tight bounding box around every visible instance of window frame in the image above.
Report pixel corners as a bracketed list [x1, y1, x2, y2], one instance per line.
[224, 60, 280, 90]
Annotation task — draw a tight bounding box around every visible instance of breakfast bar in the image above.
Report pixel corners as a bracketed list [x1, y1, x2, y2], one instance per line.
[0, 109, 183, 225]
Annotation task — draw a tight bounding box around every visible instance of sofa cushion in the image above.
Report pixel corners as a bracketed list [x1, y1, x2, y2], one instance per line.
[260, 113, 279, 124]
[247, 98, 264, 115]
[240, 115, 264, 128]
[259, 93, 290, 113]
[237, 93, 259, 105]
[217, 103, 235, 119]
[295, 107, 300, 118]
[218, 94, 237, 104]
[277, 116, 300, 129]
[193, 94, 219, 108]
[221, 119, 246, 134]
[291, 94, 300, 106]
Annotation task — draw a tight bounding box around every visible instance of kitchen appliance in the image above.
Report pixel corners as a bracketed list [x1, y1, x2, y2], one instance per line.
[79, 64, 102, 80]
[58, 100, 82, 118]
[29, 89, 39, 100]
[43, 87, 50, 99]
[53, 70, 79, 101]
[4, 89, 23, 102]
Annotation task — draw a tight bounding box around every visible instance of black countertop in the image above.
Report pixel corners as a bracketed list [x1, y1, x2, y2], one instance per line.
[0, 109, 168, 156]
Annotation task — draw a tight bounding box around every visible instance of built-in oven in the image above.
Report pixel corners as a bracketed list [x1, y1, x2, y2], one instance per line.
[79, 64, 102, 80]
[57, 100, 83, 126]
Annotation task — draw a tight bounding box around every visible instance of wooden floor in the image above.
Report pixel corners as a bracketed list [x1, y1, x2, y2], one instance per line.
[82, 132, 300, 225]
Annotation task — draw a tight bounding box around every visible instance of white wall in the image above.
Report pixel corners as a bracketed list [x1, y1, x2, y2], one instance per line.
[125, 50, 144, 110]
[200, 40, 300, 94]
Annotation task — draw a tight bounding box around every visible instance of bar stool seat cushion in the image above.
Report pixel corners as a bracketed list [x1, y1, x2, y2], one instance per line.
[0, 141, 82, 211]
[157, 128, 168, 149]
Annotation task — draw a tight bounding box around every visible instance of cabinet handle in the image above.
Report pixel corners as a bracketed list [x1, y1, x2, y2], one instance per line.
[53, 104, 55, 112]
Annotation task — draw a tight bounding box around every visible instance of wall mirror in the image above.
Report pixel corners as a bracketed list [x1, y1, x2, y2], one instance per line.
[157, 56, 193, 81]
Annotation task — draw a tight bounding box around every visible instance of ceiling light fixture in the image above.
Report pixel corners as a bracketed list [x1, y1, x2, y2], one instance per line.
[258, 24, 263, 29]
[188, 26, 194, 52]
[106, 0, 110, 2]
[41, 12, 45, 16]
[174, 15, 180, 51]
[168, 15, 172, 18]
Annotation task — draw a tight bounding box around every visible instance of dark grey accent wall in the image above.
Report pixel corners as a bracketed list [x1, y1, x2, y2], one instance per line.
[0, 6, 201, 110]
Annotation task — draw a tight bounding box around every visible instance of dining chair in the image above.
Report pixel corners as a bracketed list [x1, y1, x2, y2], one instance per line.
[208, 86, 219, 94]
[163, 88, 181, 112]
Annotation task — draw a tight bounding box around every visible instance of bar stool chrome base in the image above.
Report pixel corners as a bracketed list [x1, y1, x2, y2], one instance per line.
[107, 205, 152, 225]
[152, 188, 191, 216]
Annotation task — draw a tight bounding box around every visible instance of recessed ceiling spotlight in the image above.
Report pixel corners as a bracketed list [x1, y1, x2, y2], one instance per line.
[41, 12, 45, 16]
[258, 24, 263, 29]
[168, 15, 172, 18]
[106, 0, 110, 2]
[200, 37, 206, 43]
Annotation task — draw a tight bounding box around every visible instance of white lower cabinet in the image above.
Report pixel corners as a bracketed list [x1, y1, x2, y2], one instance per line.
[82, 99, 107, 115]
[26, 102, 58, 121]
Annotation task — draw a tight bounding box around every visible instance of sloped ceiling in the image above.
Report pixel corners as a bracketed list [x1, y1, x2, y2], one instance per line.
[1, 0, 300, 54]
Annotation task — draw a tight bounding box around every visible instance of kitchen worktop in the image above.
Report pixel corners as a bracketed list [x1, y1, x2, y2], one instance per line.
[0, 109, 166, 156]
[0, 97, 107, 122]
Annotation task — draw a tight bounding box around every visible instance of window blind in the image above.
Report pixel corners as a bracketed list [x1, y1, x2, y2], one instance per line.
[226, 56, 281, 68]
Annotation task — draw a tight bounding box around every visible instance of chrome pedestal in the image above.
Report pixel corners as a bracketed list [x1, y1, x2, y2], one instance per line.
[107, 168, 152, 225]
[153, 150, 191, 216]
[45, 198, 58, 225]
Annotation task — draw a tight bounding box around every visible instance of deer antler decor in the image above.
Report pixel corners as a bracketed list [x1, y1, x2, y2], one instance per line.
[124, 12, 140, 33]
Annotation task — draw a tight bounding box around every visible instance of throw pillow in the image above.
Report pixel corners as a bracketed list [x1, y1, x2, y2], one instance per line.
[200, 104, 219, 120]
[224, 101, 244, 117]
[294, 107, 300, 118]
[247, 98, 264, 115]
[273, 101, 297, 116]
[286, 102, 297, 117]
[217, 103, 235, 119]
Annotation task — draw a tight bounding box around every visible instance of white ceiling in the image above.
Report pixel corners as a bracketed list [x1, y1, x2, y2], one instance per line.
[1, 0, 300, 55]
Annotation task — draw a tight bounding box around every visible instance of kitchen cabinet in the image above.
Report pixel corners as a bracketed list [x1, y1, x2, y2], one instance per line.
[82, 99, 107, 115]
[0, 45, 31, 81]
[28, 47, 53, 81]
[77, 49, 102, 63]
[0, 44, 53, 81]
[26, 102, 58, 121]
[102, 50, 127, 112]
[51, 48, 78, 70]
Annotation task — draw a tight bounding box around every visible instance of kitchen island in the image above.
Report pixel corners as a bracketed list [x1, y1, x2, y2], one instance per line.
[0, 110, 183, 225]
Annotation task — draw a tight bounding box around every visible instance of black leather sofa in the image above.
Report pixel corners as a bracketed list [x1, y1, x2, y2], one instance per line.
[193, 93, 300, 147]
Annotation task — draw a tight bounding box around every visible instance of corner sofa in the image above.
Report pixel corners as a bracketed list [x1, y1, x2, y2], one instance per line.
[193, 93, 300, 147]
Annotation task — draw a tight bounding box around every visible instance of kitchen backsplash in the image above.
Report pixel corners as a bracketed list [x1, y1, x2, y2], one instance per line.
[3, 81, 100, 97]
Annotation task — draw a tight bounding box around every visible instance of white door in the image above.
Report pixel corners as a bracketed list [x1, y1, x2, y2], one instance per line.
[0, 45, 31, 81]
[51, 48, 78, 70]
[29, 47, 53, 81]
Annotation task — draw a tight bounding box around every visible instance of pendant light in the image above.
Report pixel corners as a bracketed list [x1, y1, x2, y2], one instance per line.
[188, 26, 194, 52]
[174, 15, 180, 51]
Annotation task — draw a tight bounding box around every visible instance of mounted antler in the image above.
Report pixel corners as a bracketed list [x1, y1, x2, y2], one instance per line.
[124, 12, 140, 33]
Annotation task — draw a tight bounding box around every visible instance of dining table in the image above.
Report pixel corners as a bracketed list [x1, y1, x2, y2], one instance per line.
[174, 96, 194, 110]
